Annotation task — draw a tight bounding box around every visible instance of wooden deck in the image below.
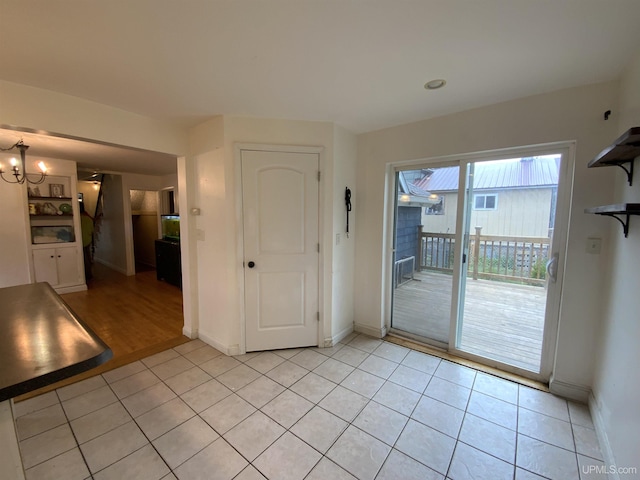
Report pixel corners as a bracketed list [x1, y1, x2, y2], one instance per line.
[392, 270, 545, 372]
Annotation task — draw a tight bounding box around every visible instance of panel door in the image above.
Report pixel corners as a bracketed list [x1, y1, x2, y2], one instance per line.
[242, 149, 319, 351]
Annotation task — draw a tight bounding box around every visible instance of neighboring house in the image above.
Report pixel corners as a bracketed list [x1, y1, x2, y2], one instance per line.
[415, 156, 560, 238]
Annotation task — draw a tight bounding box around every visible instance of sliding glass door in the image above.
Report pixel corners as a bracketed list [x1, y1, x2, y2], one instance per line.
[391, 166, 459, 348]
[390, 149, 569, 380]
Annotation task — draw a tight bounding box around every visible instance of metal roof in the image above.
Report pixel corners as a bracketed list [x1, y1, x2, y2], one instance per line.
[398, 171, 432, 197]
[415, 156, 559, 192]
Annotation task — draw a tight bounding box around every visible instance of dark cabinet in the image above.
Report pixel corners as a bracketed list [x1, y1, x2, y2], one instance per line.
[155, 239, 182, 288]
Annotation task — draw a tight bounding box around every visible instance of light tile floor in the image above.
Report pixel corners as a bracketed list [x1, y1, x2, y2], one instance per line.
[14, 334, 606, 480]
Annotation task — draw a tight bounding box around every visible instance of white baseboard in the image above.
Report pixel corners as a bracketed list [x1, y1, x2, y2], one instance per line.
[354, 322, 387, 339]
[182, 325, 196, 339]
[589, 392, 619, 480]
[326, 324, 354, 347]
[548, 378, 591, 403]
[197, 331, 241, 356]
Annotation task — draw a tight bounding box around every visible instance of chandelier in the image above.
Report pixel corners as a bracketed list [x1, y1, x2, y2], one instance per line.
[0, 140, 47, 184]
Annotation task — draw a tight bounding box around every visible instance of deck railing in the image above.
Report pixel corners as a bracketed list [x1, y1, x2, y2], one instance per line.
[416, 226, 551, 286]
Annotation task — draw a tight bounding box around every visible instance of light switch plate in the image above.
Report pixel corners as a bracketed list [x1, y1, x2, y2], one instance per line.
[586, 237, 601, 254]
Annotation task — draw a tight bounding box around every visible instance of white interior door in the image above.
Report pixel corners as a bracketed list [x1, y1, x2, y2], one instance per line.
[242, 149, 319, 351]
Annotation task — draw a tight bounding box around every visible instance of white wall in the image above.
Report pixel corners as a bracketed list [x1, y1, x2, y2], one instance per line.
[0, 154, 31, 287]
[590, 52, 640, 473]
[331, 124, 358, 343]
[181, 116, 357, 353]
[0, 81, 188, 156]
[193, 147, 236, 351]
[356, 81, 619, 394]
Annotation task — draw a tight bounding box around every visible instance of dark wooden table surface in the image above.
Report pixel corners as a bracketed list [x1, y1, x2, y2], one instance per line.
[0, 282, 111, 402]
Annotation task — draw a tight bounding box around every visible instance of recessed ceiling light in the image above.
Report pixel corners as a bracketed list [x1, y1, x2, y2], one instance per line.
[424, 79, 446, 90]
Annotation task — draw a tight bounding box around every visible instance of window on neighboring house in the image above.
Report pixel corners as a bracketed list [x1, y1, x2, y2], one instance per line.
[424, 195, 445, 215]
[474, 194, 497, 210]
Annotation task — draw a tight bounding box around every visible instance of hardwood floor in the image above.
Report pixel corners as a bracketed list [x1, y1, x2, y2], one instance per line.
[66, 262, 185, 357]
[15, 262, 188, 401]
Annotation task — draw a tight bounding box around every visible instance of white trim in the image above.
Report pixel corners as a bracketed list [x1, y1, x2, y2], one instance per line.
[234, 146, 246, 354]
[450, 162, 467, 349]
[589, 392, 619, 480]
[177, 156, 195, 347]
[234, 143, 325, 354]
[548, 377, 591, 403]
[382, 165, 399, 339]
[540, 143, 575, 380]
[385, 142, 575, 383]
[198, 331, 241, 356]
[328, 323, 354, 347]
[122, 181, 135, 276]
[182, 325, 196, 339]
[391, 141, 574, 170]
[354, 321, 387, 339]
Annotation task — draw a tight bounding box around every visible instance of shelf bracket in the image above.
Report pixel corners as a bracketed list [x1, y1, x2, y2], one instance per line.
[599, 213, 630, 237]
[614, 160, 634, 186]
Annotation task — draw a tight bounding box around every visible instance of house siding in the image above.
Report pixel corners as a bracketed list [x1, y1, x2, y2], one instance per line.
[422, 188, 553, 238]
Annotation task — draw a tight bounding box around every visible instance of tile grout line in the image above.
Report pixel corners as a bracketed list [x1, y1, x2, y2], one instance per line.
[15, 335, 602, 480]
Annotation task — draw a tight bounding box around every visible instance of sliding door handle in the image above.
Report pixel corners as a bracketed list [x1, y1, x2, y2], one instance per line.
[546, 252, 559, 283]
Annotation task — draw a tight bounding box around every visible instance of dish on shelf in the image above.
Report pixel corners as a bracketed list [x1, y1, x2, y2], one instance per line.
[59, 203, 72, 214]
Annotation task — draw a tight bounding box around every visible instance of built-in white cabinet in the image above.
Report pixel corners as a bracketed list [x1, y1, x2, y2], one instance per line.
[23, 163, 86, 293]
[32, 246, 82, 287]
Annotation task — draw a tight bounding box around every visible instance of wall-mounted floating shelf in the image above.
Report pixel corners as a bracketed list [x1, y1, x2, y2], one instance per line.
[587, 126, 640, 186]
[584, 204, 640, 237]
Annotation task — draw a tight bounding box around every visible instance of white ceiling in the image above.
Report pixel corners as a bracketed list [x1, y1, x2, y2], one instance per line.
[1, 0, 640, 174]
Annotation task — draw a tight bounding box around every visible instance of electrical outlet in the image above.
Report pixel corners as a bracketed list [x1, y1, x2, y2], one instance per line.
[586, 237, 601, 254]
[336, 233, 341, 245]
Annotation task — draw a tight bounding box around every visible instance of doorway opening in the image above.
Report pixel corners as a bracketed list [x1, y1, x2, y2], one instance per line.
[130, 189, 160, 273]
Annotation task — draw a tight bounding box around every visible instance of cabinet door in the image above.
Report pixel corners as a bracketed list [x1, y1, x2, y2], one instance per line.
[56, 247, 80, 285]
[33, 249, 59, 285]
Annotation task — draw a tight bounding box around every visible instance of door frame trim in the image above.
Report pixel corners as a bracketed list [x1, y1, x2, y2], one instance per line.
[385, 141, 575, 382]
[234, 143, 324, 354]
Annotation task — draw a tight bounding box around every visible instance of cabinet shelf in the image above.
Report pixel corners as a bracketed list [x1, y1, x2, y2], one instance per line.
[584, 203, 640, 237]
[30, 214, 73, 219]
[587, 127, 640, 186]
[28, 196, 74, 201]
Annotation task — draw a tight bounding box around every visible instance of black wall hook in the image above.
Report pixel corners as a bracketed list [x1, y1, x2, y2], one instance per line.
[345, 187, 352, 238]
